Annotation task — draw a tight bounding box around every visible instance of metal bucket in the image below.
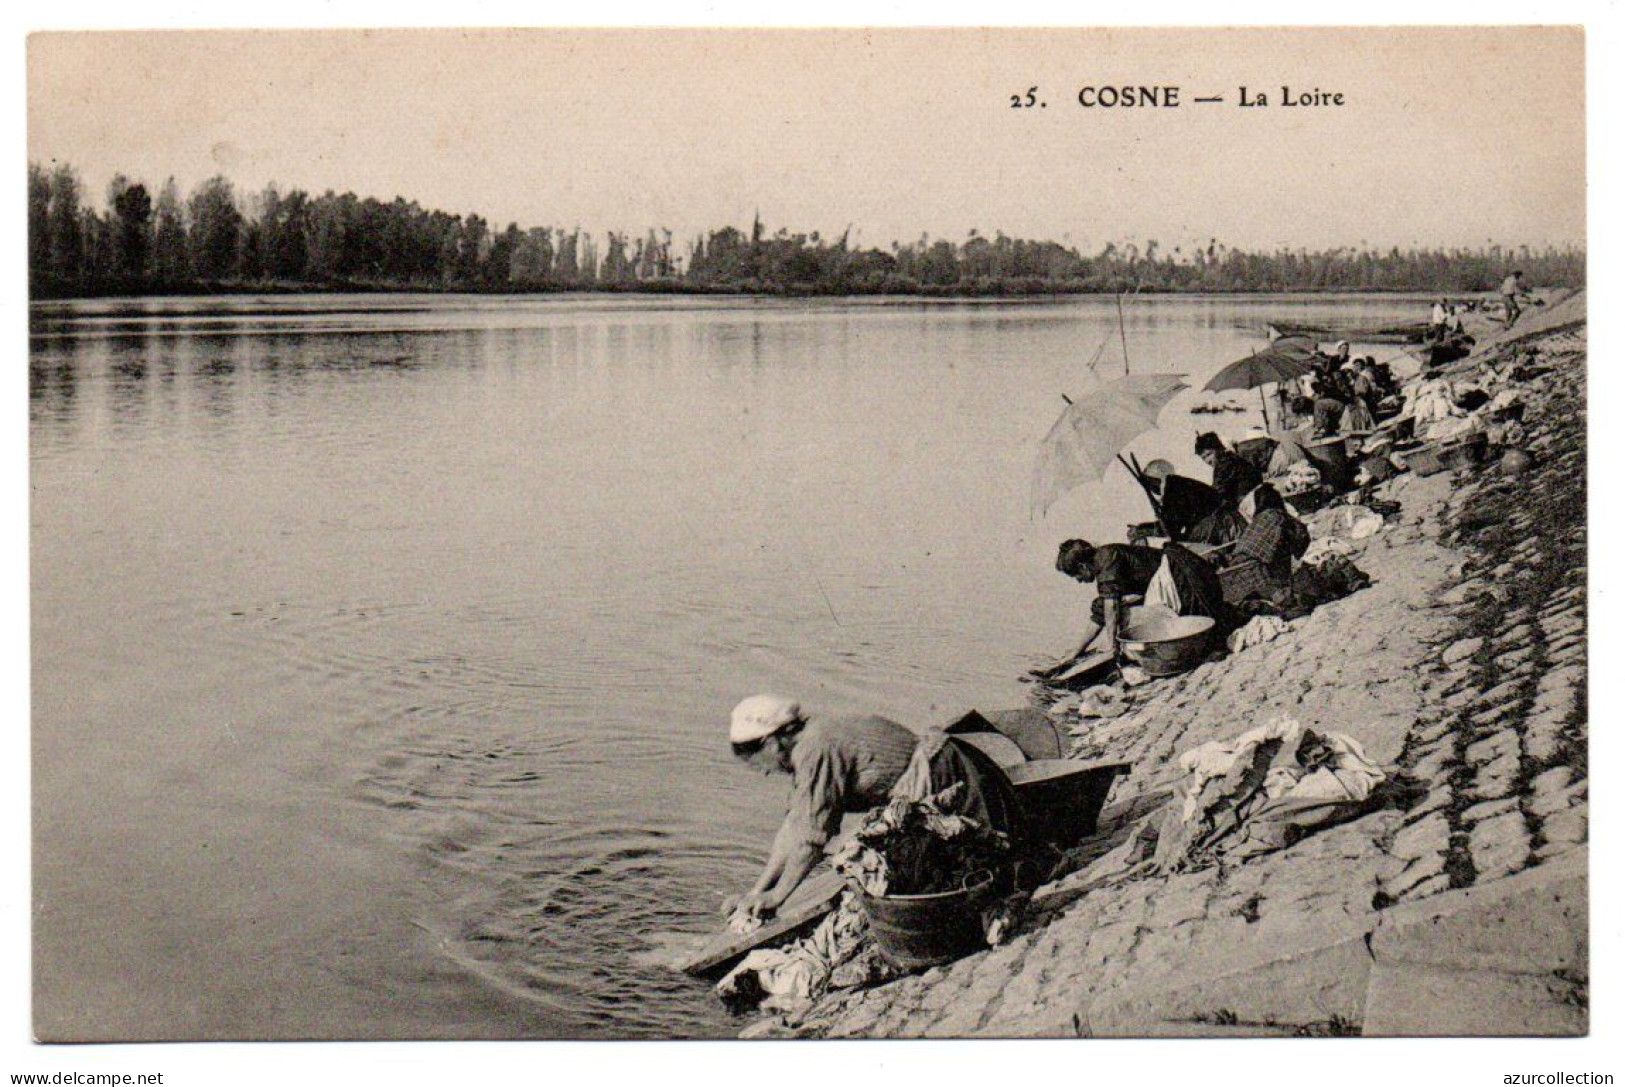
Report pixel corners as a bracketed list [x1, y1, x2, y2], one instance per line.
[859, 870, 996, 973]
[1119, 612, 1217, 677]
[1304, 436, 1353, 490]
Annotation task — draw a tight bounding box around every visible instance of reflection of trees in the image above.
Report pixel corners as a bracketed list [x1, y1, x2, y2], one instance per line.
[27, 159, 1587, 299]
[29, 356, 78, 420]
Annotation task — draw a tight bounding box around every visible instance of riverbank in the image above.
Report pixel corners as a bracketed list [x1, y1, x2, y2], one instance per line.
[29, 281, 1588, 303]
[766, 293, 1588, 1038]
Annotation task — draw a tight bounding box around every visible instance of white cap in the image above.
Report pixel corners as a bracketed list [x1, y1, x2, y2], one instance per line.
[1142, 458, 1176, 481]
[729, 695, 801, 744]
[1334, 340, 1351, 353]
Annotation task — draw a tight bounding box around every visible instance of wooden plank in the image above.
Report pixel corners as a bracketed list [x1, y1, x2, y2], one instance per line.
[954, 731, 1028, 768]
[1006, 758, 1130, 786]
[1183, 540, 1235, 560]
[980, 707, 1068, 760]
[677, 868, 847, 978]
[1044, 650, 1117, 692]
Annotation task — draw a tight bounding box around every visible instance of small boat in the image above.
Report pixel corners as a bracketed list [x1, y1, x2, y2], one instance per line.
[1266, 320, 1433, 345]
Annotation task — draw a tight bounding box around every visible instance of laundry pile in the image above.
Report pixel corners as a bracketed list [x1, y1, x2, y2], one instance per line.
[1307, 503, 1386, 543]
[1300, 535, 1355, 566]
[1275, 460, 1323, 497]
[1073, 685, 1130, 720]
[1404, 376, 1469, 437]
[1152, 716, 1387, 873]
[1402, 364, 1539, 449]
[830, 783, 1011, 897]
[1285, 552, 1372, 616]
[1226, 614, 1292, 654]
[716, 891, 894, 1016]
[717, 785, 1012, 1017]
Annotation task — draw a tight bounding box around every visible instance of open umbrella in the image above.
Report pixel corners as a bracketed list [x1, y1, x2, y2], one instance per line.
[1029, 372, 1189, 519]
[1203, 338, 1318, 427]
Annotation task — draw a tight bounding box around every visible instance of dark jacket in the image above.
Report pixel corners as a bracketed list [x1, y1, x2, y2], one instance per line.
[1158, 474, 1227, 541]
[1210, 449, 1264, 510]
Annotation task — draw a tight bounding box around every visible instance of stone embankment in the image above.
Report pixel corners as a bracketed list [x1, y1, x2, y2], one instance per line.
[780, 297, 1588, 1039]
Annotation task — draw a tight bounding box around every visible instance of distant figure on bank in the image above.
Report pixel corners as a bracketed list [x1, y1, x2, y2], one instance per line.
[1034, 538, 1229, 679]
[722, 695, 1018, 924]
[1430, 298, 1450, 329]
[1287, 394, 1317, 428]
[1323, 340, 1353, 370]
[1370, 359, 1400, 400]
[1339, 371, 1377, 433]
[1195, 431, 1262, 512]
[1312, 393, 1348, 439]
[1500, 271, 1535, 329]
[1350, 358, 1381, 415]
[1313, 352, 1355, 402]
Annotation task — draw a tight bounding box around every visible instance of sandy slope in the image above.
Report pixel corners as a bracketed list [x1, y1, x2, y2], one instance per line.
[773, 293, 1588, 1039]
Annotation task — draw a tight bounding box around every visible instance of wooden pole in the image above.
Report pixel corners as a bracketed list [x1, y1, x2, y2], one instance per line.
[1119, 453, 1169, 537]
[1116, 291, 1130, 375]
[1259, 384, 1270, 429]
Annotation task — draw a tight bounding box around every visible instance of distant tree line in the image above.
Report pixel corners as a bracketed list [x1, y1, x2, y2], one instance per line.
[28, 161, 1586, 299]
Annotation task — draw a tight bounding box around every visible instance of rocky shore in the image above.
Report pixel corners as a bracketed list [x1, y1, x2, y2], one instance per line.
[769, 294, 1588, 1039]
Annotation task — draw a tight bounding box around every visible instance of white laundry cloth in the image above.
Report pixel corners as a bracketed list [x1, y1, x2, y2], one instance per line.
[1144, 557, 1183, 614]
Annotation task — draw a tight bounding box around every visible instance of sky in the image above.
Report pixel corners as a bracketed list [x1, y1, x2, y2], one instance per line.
[27, 26, 1585, 254]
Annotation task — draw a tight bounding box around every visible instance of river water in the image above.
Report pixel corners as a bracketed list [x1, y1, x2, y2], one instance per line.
[30, 291, 1425, 1039]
